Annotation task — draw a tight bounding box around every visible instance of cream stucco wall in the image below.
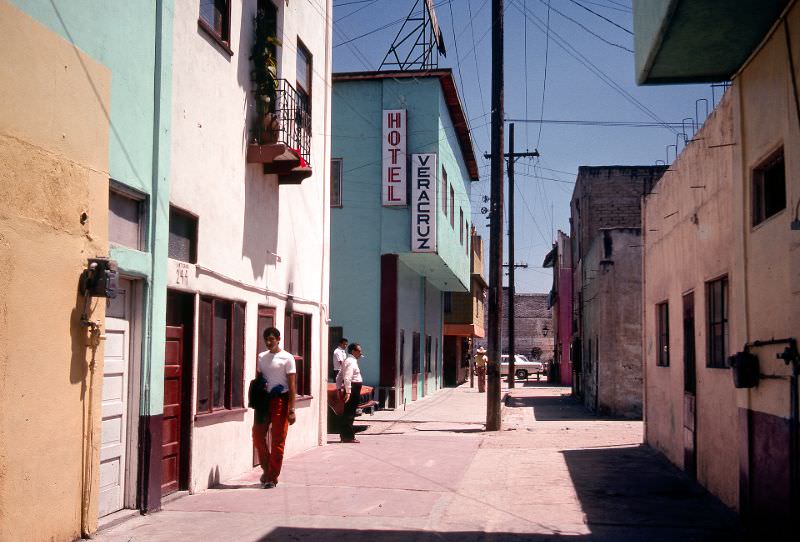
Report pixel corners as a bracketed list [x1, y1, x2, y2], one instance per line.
[169, 0, 331, 491]
[0, 2, 110, 539]
[643, 90, 738, 507]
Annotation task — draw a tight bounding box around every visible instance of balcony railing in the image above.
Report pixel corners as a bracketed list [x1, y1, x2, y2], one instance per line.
[271, 79, 311, 166]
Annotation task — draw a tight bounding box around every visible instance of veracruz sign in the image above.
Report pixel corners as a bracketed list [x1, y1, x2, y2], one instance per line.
[382, 109, 407, 206]
[411, 153, 437, 253]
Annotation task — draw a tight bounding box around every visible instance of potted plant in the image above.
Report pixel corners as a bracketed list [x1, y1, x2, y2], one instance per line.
[251, 6, 281, 145]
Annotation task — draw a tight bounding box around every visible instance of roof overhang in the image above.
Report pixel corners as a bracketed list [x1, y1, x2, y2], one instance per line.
[634, 0, 791, 84]
[542, 244, 557, 268]
[333, 69, 479, 180]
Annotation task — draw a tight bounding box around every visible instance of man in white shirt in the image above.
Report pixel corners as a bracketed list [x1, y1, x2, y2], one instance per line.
[332, 337, 348, 381]
[336, 342, 364, 443]
[252, 327, 296, 488]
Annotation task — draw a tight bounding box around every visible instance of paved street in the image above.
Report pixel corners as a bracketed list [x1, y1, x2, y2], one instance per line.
[95, 383, 743, 542]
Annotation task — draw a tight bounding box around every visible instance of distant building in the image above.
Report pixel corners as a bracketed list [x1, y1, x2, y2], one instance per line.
[480, 291, 554, 364]
[543, 231, 573, 386]
[330, 69, 479, 408]
[635, 0, 798, 530]
[443, 228, 487, 387]
[570, 166, 666, 418]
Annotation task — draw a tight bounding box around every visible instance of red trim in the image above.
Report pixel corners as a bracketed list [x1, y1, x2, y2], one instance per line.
[380, 255, 398, 387]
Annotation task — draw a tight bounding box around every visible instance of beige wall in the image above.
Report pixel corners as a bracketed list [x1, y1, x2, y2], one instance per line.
[734, 4, 800, 418]
[0, 2, 110, 540]
[643, 89, 739, 507]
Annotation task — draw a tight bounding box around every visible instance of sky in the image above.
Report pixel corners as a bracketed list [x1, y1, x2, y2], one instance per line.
[331, 0, 725, 293]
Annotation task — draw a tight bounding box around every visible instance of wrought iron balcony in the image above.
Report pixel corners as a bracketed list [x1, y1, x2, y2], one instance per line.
[256, 78, 311, 166]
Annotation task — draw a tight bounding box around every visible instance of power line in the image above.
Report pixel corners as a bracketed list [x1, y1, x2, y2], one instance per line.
[566, 0, 633, 35]
[538, 0, 633, 53]
[537, 0, 551, 149]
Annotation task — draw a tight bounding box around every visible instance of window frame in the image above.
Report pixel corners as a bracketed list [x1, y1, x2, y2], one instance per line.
[330, 158, 343, 207]
[168, 205, 199, 264]
[197, 0, 233, 56]
[450, 185, 455, 228]
[284, 311, 313, 398]
[441, 167, 448, 215]
[460, 208, 464, 245]
[656, 301, 670, 367]
[196, 296, 246, 418]
[108, 182, 146, 251]
[752, 146, 786, 227]
[706, 275, 729, 368]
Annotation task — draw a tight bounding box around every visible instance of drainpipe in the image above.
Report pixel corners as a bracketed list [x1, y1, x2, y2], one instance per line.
[318, 0, 333, 447]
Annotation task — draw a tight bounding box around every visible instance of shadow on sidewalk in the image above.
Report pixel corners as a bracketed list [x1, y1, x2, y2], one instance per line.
[505, 393, 628, 422]
[255, 526, 745, 541]
[562, 444, 745, 541]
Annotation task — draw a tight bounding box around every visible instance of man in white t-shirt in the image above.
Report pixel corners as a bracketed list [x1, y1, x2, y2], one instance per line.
[332, 337, 348, 381]
[252, 327, 296, 488]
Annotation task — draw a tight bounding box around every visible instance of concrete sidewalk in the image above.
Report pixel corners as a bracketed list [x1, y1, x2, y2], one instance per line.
[94, 382, 745, 541]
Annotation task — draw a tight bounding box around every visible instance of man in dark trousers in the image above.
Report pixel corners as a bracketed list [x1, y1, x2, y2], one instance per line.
[336, 342, 364, 443]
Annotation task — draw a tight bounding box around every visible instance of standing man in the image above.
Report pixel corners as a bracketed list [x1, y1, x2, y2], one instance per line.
[336, 342, 364, 443]
[475, 346, 488, 393]
[332, 337, 348, 382]
[252, 327, 296, 488]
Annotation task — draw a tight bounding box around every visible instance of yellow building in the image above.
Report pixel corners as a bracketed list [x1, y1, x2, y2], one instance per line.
[0, 3, 110, 539]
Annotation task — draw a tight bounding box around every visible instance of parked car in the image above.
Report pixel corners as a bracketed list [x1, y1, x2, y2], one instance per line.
[500, 354, 544, 380]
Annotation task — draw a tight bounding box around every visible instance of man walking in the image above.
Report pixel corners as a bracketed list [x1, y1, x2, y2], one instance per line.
[252, 327, 296, 488]
[475, 346, 488, 393]
[332, 337, 348, 381]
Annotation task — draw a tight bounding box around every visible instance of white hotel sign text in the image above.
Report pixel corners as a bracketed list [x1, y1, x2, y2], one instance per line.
[411, 153, 437, 253]
[382, 109, 407, 206]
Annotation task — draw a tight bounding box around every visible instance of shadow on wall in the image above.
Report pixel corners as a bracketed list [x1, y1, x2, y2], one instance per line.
[562, 445, 744, 541]
[235, 1, 280, 280]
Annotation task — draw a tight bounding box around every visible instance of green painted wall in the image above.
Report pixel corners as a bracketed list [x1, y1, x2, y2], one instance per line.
[12, 0, 174, 414]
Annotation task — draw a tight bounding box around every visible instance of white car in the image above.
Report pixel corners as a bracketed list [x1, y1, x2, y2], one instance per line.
[500, 354, 544, 380]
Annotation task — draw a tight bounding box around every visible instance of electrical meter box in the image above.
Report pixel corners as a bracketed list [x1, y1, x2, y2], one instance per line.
[80, 258, 118, 298]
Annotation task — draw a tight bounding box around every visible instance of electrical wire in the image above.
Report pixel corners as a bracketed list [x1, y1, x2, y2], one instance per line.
[566, 0, 633, 35]
[537, 0, 551, 149]
[538, 0, 633, 53]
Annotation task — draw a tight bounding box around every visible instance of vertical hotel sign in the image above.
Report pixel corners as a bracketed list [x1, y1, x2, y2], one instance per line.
[411, 153, 437, 252]
[382, 109, 407, 206]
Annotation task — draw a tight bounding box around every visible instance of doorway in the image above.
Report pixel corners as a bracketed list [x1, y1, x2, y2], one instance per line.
[682, 291, 697, 479]
[411, 332, 421, 401]
[100, 278, 141, 517]
[164, 290, 194, 494]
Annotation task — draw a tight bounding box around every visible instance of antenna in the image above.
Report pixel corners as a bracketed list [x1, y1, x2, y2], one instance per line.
[379, 0, 446, 71]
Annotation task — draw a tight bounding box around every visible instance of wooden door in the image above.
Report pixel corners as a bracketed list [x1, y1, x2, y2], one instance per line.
[411, 332, 420, 401]
[254, 307, 275, 466]
[100, 279, 132, 517]
[398, 330, 405, 406]
[162, 325, 184, 495]
[682, 292, 697, 479]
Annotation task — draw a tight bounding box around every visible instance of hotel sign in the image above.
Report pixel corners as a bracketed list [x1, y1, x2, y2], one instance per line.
[411, 153, 437, 253]
[382, 109, 407, 206]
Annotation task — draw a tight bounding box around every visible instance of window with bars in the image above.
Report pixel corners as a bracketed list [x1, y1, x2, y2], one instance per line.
[197, 297, 245, 414]
[752, 148, 786, 226]
[285, 311, 312, 396]
[706, 276, 729, 368]
[656, 301, 670, 367]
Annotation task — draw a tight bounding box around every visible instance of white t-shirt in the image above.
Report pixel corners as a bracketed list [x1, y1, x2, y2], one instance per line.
[332, 346, 347, 372]
[257, 349, 296, 393]
[336, 355, 363, 393]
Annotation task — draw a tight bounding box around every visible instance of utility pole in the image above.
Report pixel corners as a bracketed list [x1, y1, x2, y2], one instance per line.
[506, 124, 539, 387]
[486, 0, 504, 431]
[485, 126, 539, 389]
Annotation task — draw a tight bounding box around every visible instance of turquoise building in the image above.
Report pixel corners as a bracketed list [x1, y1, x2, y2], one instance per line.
[331, 70, 479, 407]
